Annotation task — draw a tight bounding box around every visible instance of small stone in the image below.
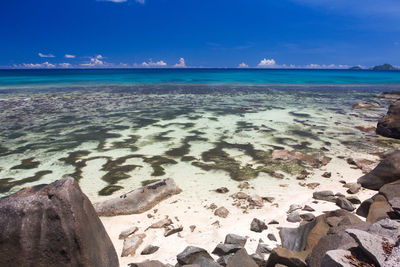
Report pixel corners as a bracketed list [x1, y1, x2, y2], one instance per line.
[272, 172, 284, 179]
[339, 180, 346, 184]
[250, 218, 268, 232]
[267, 233, 277, 242]
[287, 211, 301, 223]
[307, 183, 320, 190]
[322, 172, 331, 178]
[302, 205, 315, 212]
[346, 183, 361, 194]
[189, 225, 196, 232]
[141, 245, 159, 255]
[287, 204, 302, 214]
[121, 234, 146, 257]
[216, 187, 229, 194]
[313, 190, 336, 202]
[231, 192, 249, 200]
[147, 218, 172, 230]
[164, 226, 183, 237]
[346, 196, 361, 205]
[215, 207, 229, 218]
[238, 182, 249, 189]
[248, 195, 264, 207]
[119, 226, 139, 240]
[212, 220, 220, 227]
[268, 220, 279, 225]
[208, 203, 218, 210]
[225, 234, 247, 247]
[336, 197, 355, 212]
[335, 192, 346, 198]
[262, 197, 275, 203]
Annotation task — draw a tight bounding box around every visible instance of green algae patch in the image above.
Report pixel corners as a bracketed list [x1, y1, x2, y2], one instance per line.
[143, 156, 177, 176]
[181, 156, 197, 162]
[59, 150, 91, 180]
[166, 143, 190, 157]
[11, 157, 40, 170]
[191, 140, 305, 181]
[0, 145, 9, 155]
[0, 170, 53, 193]
[101, 165, 140, 184]
[141, 179, 161, 186]
[110, 135, 140, 151]
[153, 130, 174, 142]
[98, 185, 124, 196]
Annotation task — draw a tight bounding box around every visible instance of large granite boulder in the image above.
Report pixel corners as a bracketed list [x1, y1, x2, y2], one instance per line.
[358, 151, 400, 190]
[376, 99, 400, 139]
[0, 177, 118, 267]
[94, 178, 181, 216]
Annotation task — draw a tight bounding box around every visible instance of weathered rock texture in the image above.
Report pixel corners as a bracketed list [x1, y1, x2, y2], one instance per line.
[377, 99, 400, 139]
[0, 177, 118, 267]
[94, 178, 181, 216]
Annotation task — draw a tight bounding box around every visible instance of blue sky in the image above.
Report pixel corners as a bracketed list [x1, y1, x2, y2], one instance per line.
[0, 0, 399, 68]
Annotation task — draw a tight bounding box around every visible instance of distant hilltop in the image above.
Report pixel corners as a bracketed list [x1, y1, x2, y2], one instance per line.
[348, 64, 399, 70]
[372, 63, 398, 70]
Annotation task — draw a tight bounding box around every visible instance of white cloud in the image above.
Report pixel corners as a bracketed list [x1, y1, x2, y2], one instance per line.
[59, 63, 72, 68]
[303, 63, 350, 69]
[17, 62, 56, 68]
[65, 54, 76, 59]
[174, 58, 186, 68]
[257, 58, 277, 68]
[141, 60, 167, 67]
[38, 53, 55, 58]
[80, 55, 105, 67]
[238, 62, 249, 68]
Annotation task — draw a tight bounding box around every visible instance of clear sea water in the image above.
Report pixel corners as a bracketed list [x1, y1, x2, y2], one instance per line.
[1, 69, 399, 201]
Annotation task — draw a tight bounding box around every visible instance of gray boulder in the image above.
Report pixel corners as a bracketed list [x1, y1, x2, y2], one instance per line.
[313, 191, 336, 202]
[251, 218, 268, 232]
[224, 234, 247, 247]
[226, 249, 258, 267]
[336, 197, 355, 212]
[0, 177, 118, 267]
[94, 178, 181, 216]
[193, 256, 222, 267]
[358, 151, 400, 190]
[177, 246, 213, 265]
[212, 243, 242, 256]
[287, 211, 302, 223]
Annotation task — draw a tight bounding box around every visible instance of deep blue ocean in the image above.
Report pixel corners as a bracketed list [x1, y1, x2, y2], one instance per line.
[1, 69, 400, 90]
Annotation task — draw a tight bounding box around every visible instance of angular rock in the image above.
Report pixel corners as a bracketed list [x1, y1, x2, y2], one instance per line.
[226, 248, 258, 267]
[231, 192, 249, 200]
[164, 226, 183, 237]
[320, 249, 354, 267]
[266, 248, 307, 267]
[346, 183, 361, 195]
[177, 246, 213, 265]
[119, 226, 139, 239]
[248, 194, 264, 207]
[368, 218, 400, 238]
[94, 178, 181, 216]
[356, 198, 374, 218]
[212, 243, 243, 256]
[300, 213, 316, 222]
[346, 229, 388, 266]
[287, 211, 302, 223]
[251, 253, 267, 267]
[379, 181, 400, 201]
[216, 187, 229, 194]
[367, 194, 392, 223]
[280, 219, 318, 252]
[147, 218, 173, 229]
[358, 151, 400, 190]
[268, 233, 277, 242]
[214, 207, 229, 218]
[224, 234, 247, 247]
[313, 190, 336, 202]
[336, 197, 355, 212]
[288, 204, 302, 214]
[303, 205, 315, 212]
[141, 245, 159, 255]
[322, 172, 332, 178]
[256, 243, 273, 255]
[217, 254, 234, 266]
[268, 219, 279, 225]
[0, 177, 118, 267]
[251, 218, 268, 232]
[377, 99, 400, 139]
[121, 234, 146, 257]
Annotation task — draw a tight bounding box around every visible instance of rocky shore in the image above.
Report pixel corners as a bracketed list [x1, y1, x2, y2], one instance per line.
[1, 90, 400, 266]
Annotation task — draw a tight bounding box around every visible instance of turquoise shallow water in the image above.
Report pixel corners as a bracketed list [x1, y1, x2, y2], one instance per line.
[0, 69, 400, 201]
[1, 69, 400, 89]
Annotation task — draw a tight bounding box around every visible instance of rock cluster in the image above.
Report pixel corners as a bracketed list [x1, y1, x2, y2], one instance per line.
[377, 99, 400, 139]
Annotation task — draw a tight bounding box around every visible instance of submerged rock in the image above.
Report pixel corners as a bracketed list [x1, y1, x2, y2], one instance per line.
[352, 100, 382, 109]
[0, 177, 118, 267]
[94, 178, 181, 216]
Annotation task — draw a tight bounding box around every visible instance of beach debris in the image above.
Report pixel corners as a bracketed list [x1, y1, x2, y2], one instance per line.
[214, 207, 229, 218]
[141, 245, 159, 255]
[250, 218, 268, 233]
[121, 234, 146, 257]
[225, 234, 247, 247]
[212, 243, 242, 256]
[119, 226, 139, 240]
[287, 211, 301, 223]
[176, 246, 213, 265]
[164, 226, 183, 237]
[94, 178, 182, 216]
[216, 187, 229, 193]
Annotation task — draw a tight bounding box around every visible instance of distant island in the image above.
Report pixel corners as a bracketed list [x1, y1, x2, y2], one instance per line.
[349, 66, 362, 70]
[372, 63, 398, 70]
